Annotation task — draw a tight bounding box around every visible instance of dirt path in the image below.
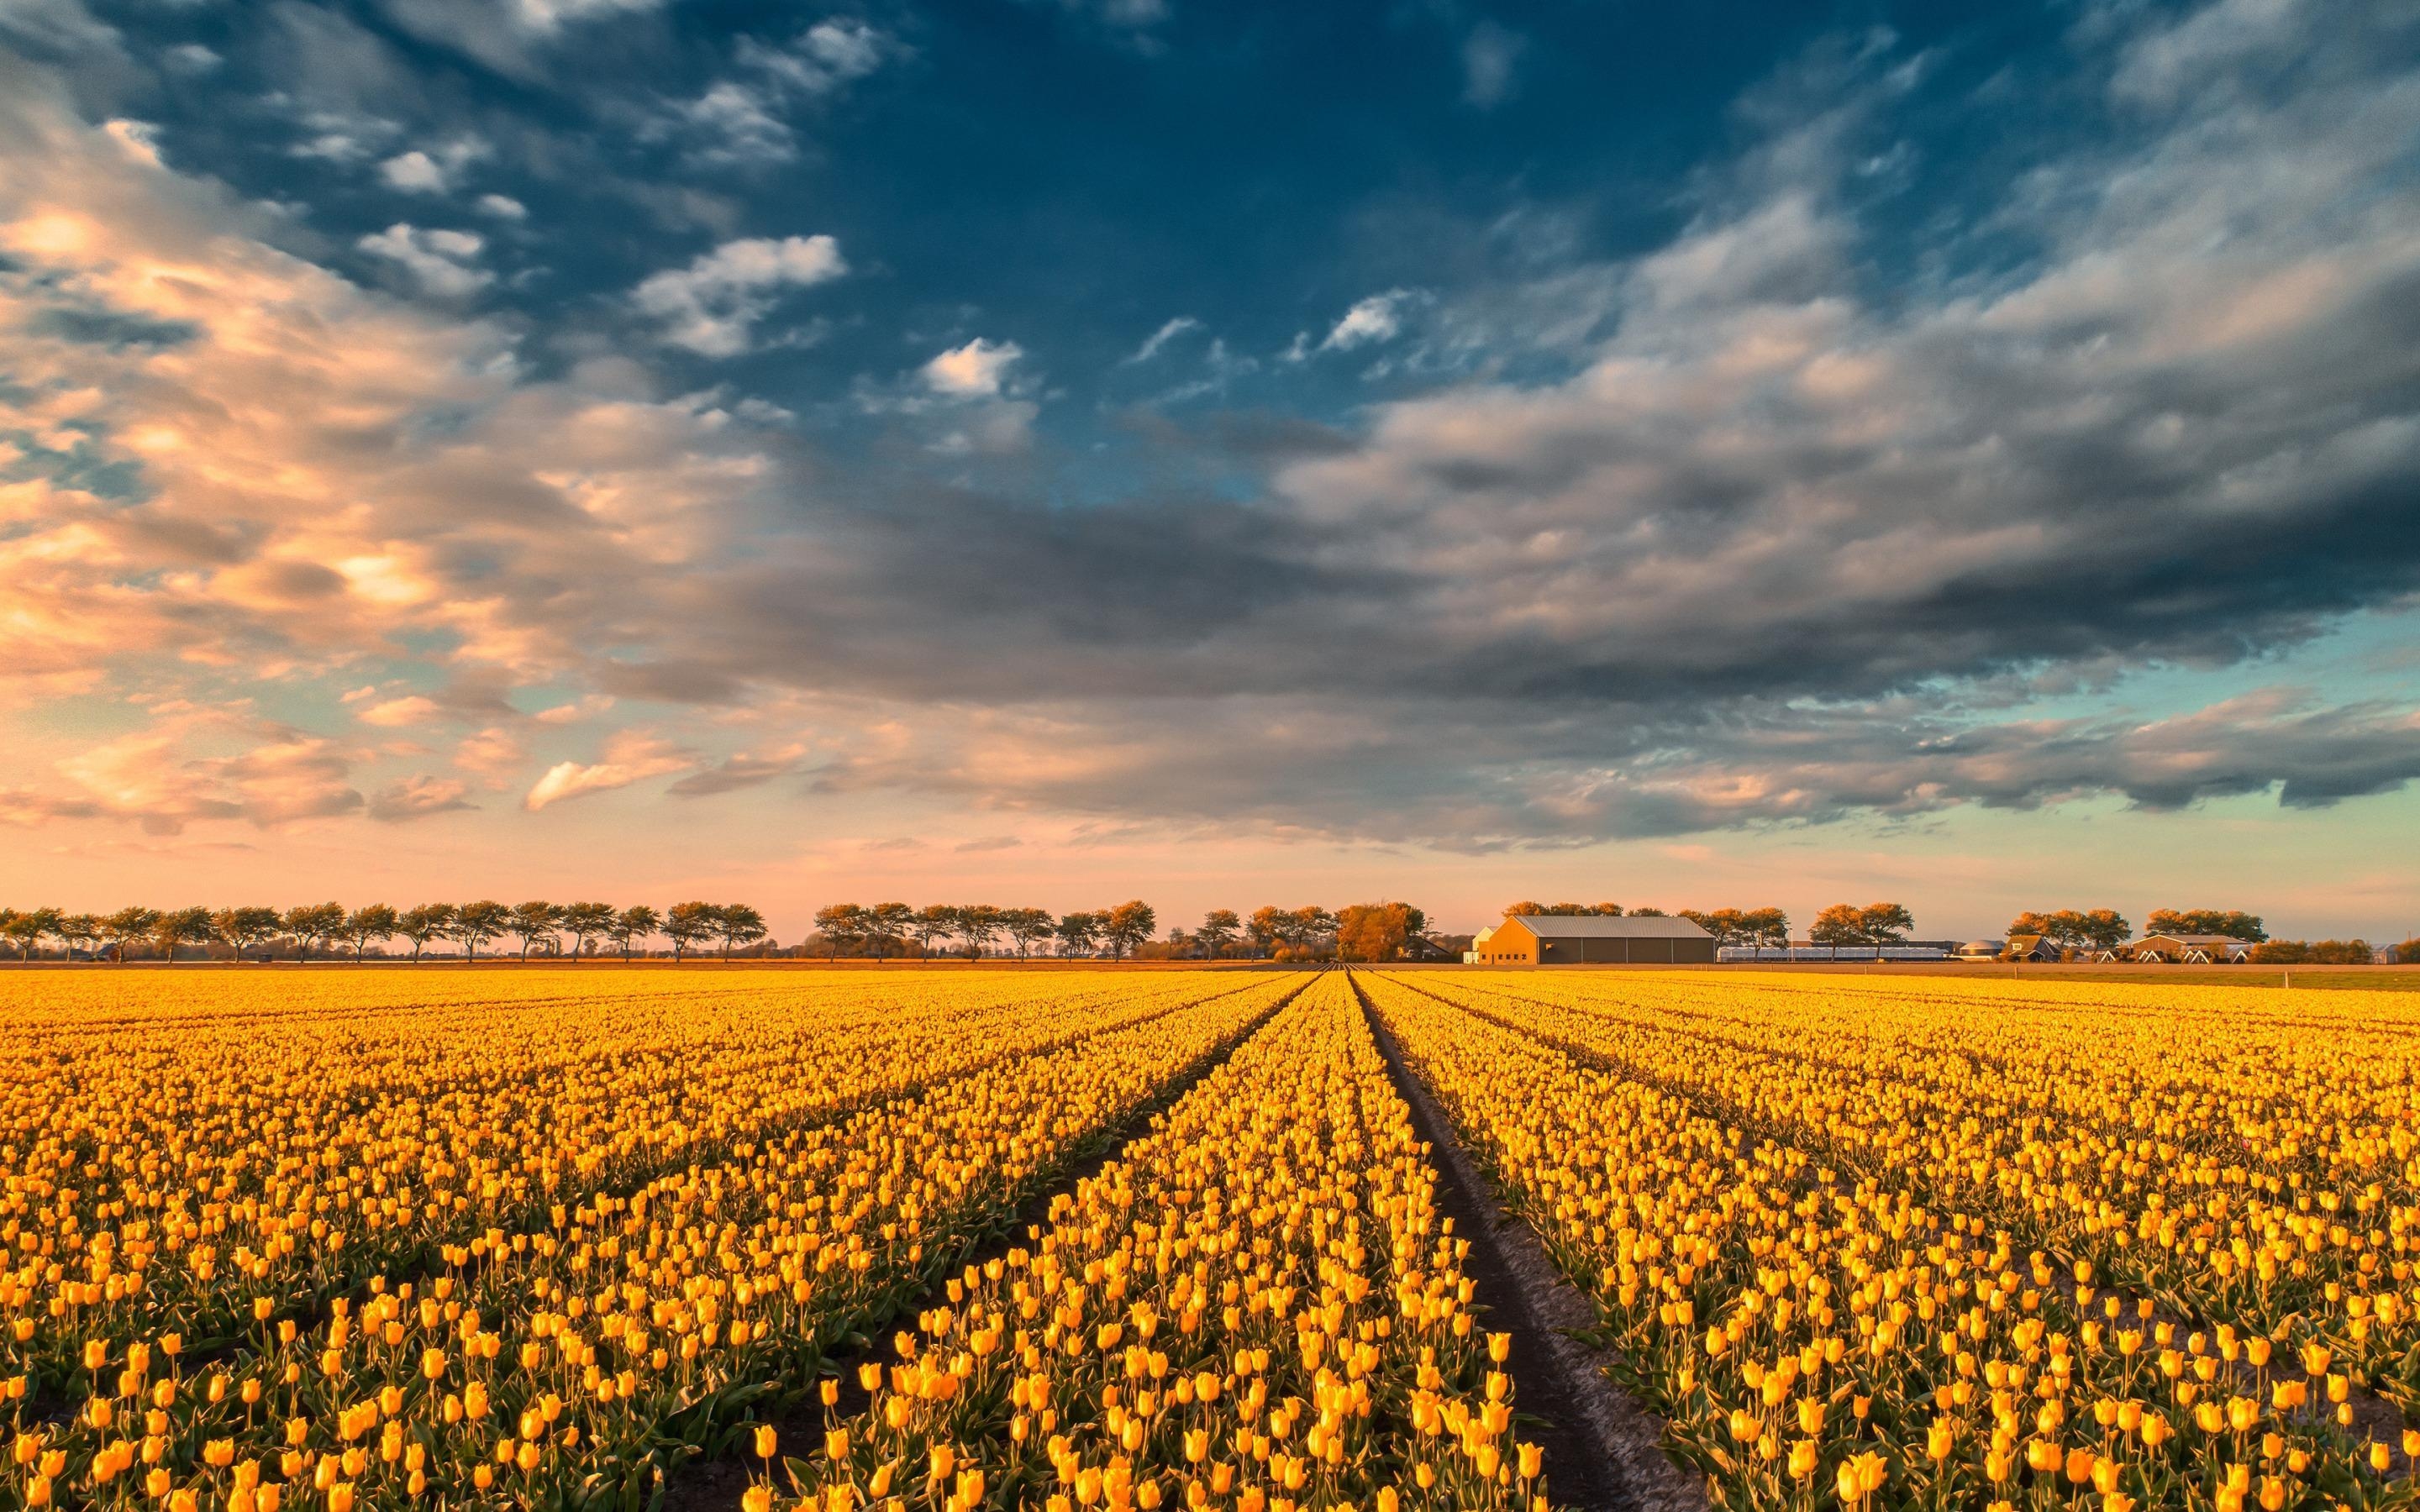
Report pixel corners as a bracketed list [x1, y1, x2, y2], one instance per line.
[1351, 973, 1709, 1512]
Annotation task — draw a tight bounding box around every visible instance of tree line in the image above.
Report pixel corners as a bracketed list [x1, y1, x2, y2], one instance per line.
[802, 901, 1437, 962]
[0, 901, 767, 963]
[806, 901, 1158, 960]
[1502, 900, 1800, 949]
[10, 895, 2407, 966]
[0, 895, 1442, 964]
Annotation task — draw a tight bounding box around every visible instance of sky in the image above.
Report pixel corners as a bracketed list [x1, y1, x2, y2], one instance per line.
[1, 0, 2417, 942]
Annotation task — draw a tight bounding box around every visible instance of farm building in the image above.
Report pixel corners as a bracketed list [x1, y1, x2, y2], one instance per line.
[1999, 935, 2063, 962]
[1472, 913, 1717, 965]
[2121, 933, 2255, 963]
[1462, 924, 1497, 963]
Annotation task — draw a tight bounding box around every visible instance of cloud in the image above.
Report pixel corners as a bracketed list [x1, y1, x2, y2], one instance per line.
[678, 82, 797, 165]
[379, 150, 446, 192]
[922, 338, 1024, 396]
[631, 234, 845, 354]
[531, 694, 614, 724]
[3, 0, 2419, 859]
[21, 713, 366, 836]
[376, 0, 666, 77]
[513, 0, 664, 30]
[522, 732, 693, 811]
[1461, 22, 1524, 108]
[788, 685, 2420, 849]
[0, 0, 118, 55]
[101, 119, 160, 167]
[741, 18, 889, 93]
[455, 728, 528, 780]
[0, 66, 781, 745]
[476, 192, 527, 219]
[1044, 0, 1169, 31]
[357, 223, 490, 297]
[1126, 316, 1201, 364]
[378, 140, 486, 194]
[368, 774, 474, 821]
[678, 20, 894, 164]
[1318, 290, 1412, 351]
[356, 694, 440, 727]
[666, 743, 808, 797]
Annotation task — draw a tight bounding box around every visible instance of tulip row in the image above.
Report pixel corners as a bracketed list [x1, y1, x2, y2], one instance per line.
[1360, 969, 2420, 1512]
[3, 970, 1309, 1511]
[0, 969, 1270, 1390]
[772, 970, 1546, 1512]
[1394, 969, 2420, 1422]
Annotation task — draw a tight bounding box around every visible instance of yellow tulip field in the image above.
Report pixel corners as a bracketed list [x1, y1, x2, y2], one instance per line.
[9, 965, 2420, 1512]
[1, 970, 1308, 1512]
[776, 971, 1532, 1512]
[1360, 969, 2420, 1512]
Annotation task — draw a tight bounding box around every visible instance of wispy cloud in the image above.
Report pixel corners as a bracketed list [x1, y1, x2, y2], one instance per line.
[1125, 316, 1201, 365]
[676, 19, 895, 164]
[922, 337, 1024, 396]
[1318, 290, 1413, 352]
[523, 732, 693, 811]
[358, 223, 490, 297]
[631, 234, 844, 354]
[1461, 22, 1524, 108]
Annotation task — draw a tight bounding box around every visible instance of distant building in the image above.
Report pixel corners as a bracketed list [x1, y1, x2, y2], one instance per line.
[2000, 935, 2062, 962]
[2123, 933, 2255, 963]
[1473, 913, 1716, 965]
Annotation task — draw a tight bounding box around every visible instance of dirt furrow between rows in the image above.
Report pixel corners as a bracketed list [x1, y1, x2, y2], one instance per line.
[1348, 972, 1708, 1512]
[660, 973, 1317, 1512]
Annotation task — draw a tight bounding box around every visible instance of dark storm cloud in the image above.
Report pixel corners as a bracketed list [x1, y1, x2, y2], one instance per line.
[676, 0, 2420, 842]
[791, 687, 2420, 849]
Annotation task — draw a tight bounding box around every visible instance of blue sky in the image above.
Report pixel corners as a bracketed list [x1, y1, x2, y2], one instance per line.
[1, 0, 2416, 937]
